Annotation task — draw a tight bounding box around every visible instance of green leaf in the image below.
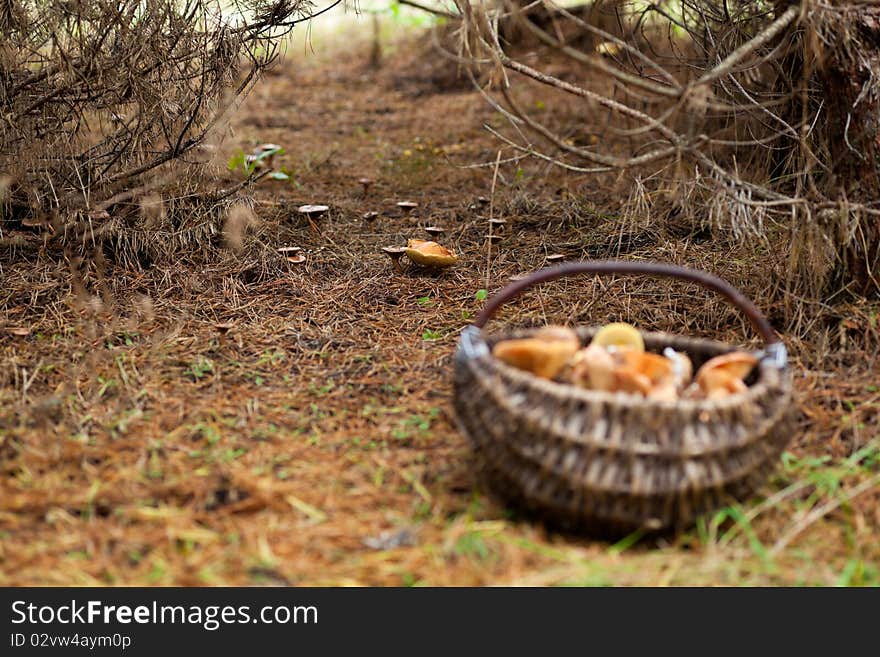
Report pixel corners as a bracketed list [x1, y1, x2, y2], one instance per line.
[227, 151, 246, 172]
[268, 171, 289, 181]
[422, 329, 442, 341]
[475, 288, 488, 302]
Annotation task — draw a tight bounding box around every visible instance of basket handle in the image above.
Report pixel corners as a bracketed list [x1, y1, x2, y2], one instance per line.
[472, 260, 785, 364]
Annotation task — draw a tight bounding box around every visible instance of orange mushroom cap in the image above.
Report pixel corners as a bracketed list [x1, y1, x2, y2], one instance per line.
[404, 239, 458, 268]
[492, 329, 580, 380]
[696, 351, 757, 398]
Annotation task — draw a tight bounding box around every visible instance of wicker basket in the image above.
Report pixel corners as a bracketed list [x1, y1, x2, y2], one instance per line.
[453, 260, 794, 536]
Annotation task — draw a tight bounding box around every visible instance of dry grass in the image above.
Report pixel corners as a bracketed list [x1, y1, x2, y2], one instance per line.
[1, 29, 878, 586]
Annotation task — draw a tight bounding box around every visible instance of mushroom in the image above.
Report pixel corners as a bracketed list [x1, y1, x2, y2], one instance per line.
[286, 253, 306, 264]
[695, 351, 758, 398]
[532, 325, 580, 350]
[477, 196, 490, 205]
[698, 369, 749, 399]
[277, 246, 301, 255]
[611, 366, 654, 396]
[214, 322, 235, 334]
[298, 204, 329, 218]
[382, 246, 407, 273]
[545, 253, 566, 264]
[363, 211, 380, 223]
[396, 201, 418, 213]
[590, 322, 645, 353]
[298, 204, 329, 232]
[488, 218, 507, 231]
[21, 216, 51, 232]
[404, 239, 458, 269]
[358, 177, 374, 196]
[620, 350, 673, 384]
[492, 325, 580, 380]
[425, 226, 445, 238]
[570, 344, 616, 391]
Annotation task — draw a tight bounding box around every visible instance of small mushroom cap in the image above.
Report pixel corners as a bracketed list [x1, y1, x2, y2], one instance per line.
[488, 218, 507, 227]
[358, 177, 374, 185]
[214, 322, 235, 333]
[382, 246, 406, 256]
[286, 254, 306, 264]
[492, 337, 579, 380]
[277, 246, 302, 254]
[298, 204, 329, 215]
[404, 239, 458, 268]
[696, 351, 758, 386]
[363, 211, 380, 221]
[396, 201, 418, 210]
[590, 322, 645, 353]
[571, 344, 616, 391]
[425, 226, 445, 236]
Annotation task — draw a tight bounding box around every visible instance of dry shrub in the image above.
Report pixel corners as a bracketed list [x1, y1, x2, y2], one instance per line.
[449, 0, 880, 301]
[0, 0, 321, 262]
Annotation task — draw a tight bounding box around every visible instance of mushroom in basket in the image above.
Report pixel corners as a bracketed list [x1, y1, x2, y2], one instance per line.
[693, 351, 758, 399]
[491, 325, 580, 380]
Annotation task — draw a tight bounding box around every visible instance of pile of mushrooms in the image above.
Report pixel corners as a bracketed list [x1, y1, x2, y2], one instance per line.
[492, 322, 757, 401]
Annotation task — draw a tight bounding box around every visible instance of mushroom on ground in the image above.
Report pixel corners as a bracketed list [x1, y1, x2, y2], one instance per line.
[488, 218, 507, 230]
[358, 177, 373, 196]
[382, 246, 407, 273]
[396, 201, 418, 213]
[363, 211, 379, 223]
[298, 204, 329, 218]
[404, 239, 458, 269]
[425, 226, 445, 238]
[298, 204, 329, 232]
[696, 351, 758, 398]
[492, 325, 580, 380]
[590, 322, 645, 353]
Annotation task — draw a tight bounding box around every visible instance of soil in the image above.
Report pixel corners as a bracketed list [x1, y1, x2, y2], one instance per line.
[1, 29, 879, 586]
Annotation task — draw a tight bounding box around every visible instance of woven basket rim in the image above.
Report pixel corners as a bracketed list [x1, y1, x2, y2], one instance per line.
[475, 326, 785, 413]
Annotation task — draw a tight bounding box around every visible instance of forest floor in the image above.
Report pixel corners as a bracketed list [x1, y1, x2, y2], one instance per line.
[1, 25, 879, 586]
